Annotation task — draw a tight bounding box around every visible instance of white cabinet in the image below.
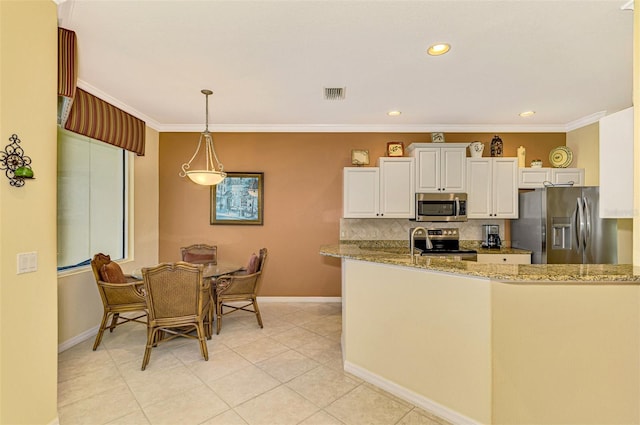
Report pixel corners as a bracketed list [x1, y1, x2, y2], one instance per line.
[407, 143, 467, 193]
[518, 167, 584, 188]
[343, 167, 379, 218]
[343, 157, 415, 218]
[599, 106, 633, 218]
[476, 253, 531, 264]
[466, 158, 518, 218]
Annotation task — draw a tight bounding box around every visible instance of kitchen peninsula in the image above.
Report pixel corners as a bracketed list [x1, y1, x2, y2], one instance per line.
[320, 243, 640, 425]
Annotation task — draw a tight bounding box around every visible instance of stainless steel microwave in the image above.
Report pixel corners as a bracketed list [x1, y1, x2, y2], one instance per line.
[415, 193, 467, 222]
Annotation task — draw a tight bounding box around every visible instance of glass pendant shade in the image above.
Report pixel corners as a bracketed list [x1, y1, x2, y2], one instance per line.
[180, 90, 226, 186]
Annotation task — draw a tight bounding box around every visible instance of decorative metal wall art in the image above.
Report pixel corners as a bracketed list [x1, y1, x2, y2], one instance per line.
[1, 134, 34, 187]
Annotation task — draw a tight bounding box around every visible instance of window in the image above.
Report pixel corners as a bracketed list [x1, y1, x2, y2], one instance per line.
[57, 128, 128, 271]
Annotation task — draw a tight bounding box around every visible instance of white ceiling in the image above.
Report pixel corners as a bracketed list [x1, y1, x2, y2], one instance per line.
[57, 0, 634, 133]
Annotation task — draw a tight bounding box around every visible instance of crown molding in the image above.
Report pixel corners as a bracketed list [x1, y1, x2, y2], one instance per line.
[157, 123, 570, 133]
[565, 111, 607, 132]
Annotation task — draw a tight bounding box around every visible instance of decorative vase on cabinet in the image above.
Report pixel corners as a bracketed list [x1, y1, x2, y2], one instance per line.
[490, 135, 503, 157]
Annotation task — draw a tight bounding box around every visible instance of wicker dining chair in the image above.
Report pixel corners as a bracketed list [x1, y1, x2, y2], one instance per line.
[180, 244, 217, 265]
[90, 253, 147, 351]
[141, 262, 211, 370]
[213, 248, 268, 334]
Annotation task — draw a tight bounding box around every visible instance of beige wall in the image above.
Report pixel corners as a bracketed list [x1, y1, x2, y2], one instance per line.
[0, 1, 58, 423]
[492, 282, 640, 424]
[159, 132, 565, 297]
[343, 260, 492, 424]
[567, 122, 599, 185]
[58, 126, 159, 346]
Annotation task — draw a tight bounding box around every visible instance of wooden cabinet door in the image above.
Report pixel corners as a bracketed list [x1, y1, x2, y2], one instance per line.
[343, 167, 379, 218]
[379, 158, 415, 218]
[415, 148, 440, 192]
[466, 158, 492, 218]
[492, 158, 518, 218]
[440, 147, 466, 192]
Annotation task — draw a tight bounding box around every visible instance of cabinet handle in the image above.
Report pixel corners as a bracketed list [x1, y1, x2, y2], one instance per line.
[502, 258, 507, 262]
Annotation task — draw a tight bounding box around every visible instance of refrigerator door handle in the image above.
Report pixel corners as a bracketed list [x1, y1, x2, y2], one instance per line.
[583, 196, 591, 247]
[575, 197, 584, 251]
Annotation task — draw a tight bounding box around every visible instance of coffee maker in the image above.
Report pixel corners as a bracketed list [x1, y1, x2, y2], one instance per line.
[482, 224, 501, 249]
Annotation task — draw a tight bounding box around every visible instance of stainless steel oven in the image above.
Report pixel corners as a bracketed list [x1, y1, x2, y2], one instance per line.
[415, 193, 467, 222]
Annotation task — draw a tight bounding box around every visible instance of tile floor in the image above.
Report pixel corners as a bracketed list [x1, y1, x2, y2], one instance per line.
[58, 302, 452, 425]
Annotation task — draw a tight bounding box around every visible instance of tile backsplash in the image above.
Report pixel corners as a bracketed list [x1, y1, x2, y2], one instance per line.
[340, 218, 506, 242]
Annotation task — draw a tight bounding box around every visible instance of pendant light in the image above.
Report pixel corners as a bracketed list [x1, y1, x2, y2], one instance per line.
[179, 89, 226, 185]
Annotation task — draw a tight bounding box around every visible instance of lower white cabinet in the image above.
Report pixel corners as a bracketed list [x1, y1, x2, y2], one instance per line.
[518, 167, 584, 188]
[476, 253, 531, 264]
[343, 157, 415, 218]
[466, 158, 518, 218]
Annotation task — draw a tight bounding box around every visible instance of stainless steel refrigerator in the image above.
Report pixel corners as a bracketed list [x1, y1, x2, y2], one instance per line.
[511, 187, 617, 264]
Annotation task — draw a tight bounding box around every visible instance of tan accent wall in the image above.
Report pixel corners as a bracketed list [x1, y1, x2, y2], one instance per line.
[0, 1, 58, 423]
[57, 127, 160, 345]
[159, 132, 565, 296]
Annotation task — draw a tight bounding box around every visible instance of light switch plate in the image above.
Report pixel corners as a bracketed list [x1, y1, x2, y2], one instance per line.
[17, 252, 37, 274]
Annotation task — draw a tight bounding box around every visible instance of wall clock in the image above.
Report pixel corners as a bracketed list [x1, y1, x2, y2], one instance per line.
[386, 142, 404, 157]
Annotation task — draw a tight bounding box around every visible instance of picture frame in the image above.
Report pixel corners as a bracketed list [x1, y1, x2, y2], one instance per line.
[351, 149, 370, 166]
[386, 141, 404, 157]
[431, 132, 445, 143]
[210, 172, 264, 225]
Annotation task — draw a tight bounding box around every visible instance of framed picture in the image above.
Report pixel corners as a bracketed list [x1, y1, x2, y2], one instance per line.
[351, 149, 370, 166]
[386, 142, 404, 157]
[431, 132, 445, 143]
[210, 172, 264, 225]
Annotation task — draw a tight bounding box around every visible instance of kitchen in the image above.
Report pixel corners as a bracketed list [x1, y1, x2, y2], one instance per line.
[3, 2, 639, 425]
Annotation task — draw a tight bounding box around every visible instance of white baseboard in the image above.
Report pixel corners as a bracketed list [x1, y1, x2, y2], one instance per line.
[344, 360, 481, 425]
[257, 296, 342, 303]
[58, 325, 98, 353]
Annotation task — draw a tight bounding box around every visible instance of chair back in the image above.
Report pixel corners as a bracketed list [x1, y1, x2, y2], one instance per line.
[181, 244, 217, 265]
[142, 262, 208, 322]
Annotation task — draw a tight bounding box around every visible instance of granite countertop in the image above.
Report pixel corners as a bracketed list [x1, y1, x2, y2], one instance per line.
[320, 242, 640, 284]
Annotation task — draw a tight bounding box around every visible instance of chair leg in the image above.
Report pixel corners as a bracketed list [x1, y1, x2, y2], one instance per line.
[141, 327, 156, 371]
[216, 300, 222, 335]
[93, 311, 110, 351]
[253, 299, 264, 329]
[109, 313, 120, 332]
[196, 322, 209, 361]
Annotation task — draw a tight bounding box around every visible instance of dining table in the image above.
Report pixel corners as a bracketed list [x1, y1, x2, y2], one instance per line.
[131, 261, 243, 280]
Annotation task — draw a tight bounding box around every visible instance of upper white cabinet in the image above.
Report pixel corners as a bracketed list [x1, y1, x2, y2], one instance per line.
[343, 157, 415, 218]
[466, 158, 518, 218]
[407, 143, 467, 193]
[599, 106, 633, 218]
[343, 167, 379, 218]
[518, 167, 584, 188]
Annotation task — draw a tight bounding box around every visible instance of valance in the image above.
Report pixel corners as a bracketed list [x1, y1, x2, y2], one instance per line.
[65, 88, 146, 156]
[58, 28, 76, 98]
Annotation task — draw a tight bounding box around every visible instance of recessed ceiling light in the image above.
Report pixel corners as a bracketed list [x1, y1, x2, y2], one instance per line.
[427, 43, 451, 56]
[519, 110, 536, 117]
[387, 110, 402, 117]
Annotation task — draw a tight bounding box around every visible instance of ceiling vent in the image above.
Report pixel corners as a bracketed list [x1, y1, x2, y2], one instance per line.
[324, 87, 346, 100]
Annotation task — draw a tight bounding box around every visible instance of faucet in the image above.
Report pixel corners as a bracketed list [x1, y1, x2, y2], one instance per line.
[410, 227, 432, 264]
